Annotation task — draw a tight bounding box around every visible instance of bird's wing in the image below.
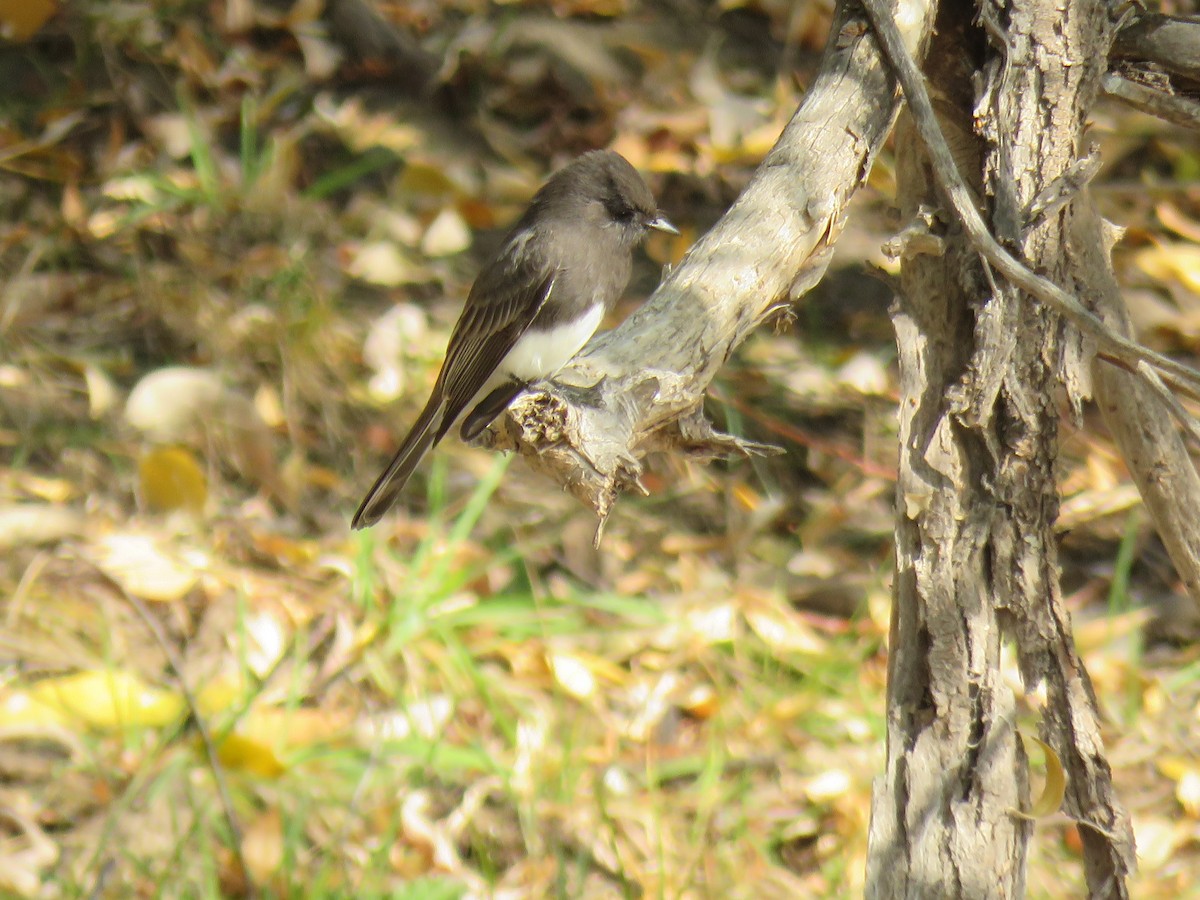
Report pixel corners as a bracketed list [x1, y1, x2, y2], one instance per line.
[434, 245, 558, 436]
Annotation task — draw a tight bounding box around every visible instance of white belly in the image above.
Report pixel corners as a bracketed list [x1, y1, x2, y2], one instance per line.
[498, 303, 605, 383]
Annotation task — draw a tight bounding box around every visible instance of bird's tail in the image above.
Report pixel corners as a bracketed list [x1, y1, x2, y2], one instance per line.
[351, 397, 446, 529]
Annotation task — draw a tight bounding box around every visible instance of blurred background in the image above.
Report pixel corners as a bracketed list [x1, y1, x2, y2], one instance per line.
[1, 0, 1198, 895]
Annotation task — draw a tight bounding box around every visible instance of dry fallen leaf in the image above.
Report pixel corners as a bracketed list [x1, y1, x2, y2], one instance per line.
[93, 533, 200, 602]
[81, 361, 119, 418]
[358, 697, 454, 742]
[138, 446, 208, 514]
[125, 367, 229, 442]
[741, 589, 826, 655]
[1014, 733, 1066, 820]
[344, 240, 416, 286]
[125, 366, 284, 504]
[363, 303, 434, 403]
[28, 670, 184, 730]
[420, 207, 472, 257]
[1155, 201, 1200, 244]
[685, 602, 739, 644]
[1132, 815, 1186, 871]
[1157, 756, 1200, 819]
[1177, 769, 1200, 819]
[0, 504, 84, 549]
[0, 0, 57, 42]
[0, 805, 57, 897]
[547, 651, 598, 700]
[241, 610, 289, 678]
[1132, 244, 1200, 295]
[804, 769, 852, 803]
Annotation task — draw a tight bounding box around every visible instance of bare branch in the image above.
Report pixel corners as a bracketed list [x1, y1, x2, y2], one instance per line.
[485, 0, 939, 520]
[1112, 12, 1200, 82]
[1073, 201, 1200, 605]
[1101, 71, 1200, 131]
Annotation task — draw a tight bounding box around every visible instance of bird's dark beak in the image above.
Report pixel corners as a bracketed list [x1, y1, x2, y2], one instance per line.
[648, 214, 679, 235]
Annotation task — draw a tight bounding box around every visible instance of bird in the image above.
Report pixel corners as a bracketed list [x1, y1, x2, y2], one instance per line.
[351, 149, 677, 529]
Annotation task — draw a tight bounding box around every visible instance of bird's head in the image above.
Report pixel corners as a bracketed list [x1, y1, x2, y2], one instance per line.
[543, 150, 678, 246]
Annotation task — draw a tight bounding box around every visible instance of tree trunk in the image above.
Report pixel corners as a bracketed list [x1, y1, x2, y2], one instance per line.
[867, 2, 1136, 896]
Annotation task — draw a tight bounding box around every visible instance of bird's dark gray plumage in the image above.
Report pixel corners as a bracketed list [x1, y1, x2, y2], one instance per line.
[352, 150, 676, 529]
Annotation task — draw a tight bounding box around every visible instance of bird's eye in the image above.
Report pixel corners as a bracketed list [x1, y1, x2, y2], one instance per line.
[605, 200, 636, 223]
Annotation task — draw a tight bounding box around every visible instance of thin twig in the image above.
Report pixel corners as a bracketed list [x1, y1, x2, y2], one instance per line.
[859, 0, 1200, 401]
[84, 559, 255, 898]
[85, 859, 115, 900]
[1135, 360, 1200, 448]
[1102, 72, 1200, 131]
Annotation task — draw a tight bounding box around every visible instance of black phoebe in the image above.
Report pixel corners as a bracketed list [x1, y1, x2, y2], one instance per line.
[352, 149, 677, 529]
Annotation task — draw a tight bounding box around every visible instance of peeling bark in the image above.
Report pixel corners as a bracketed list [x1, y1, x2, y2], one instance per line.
[866, 14, 1030, 895]
[977, 2, 1136, 893]
[867, 1, 1137, 896]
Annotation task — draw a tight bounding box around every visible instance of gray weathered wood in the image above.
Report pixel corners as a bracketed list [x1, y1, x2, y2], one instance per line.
[482, 0, 938, 526]
[863, 0, 1138, 896]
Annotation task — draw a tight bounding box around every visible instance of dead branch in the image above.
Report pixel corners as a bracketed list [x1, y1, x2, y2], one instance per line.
[1112, 12, 1200, 83]
[482, 0, 939, 525]
[1101, 71, 1200, 131]
[1077, 202, 1200, 605]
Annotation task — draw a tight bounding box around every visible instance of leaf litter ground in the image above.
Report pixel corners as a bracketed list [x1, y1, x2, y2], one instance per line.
[1, 1, 1199, 896]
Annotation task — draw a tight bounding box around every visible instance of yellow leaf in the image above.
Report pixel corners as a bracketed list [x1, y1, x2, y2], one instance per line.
[0, 0, 56, 41]
[0, 688, 69, 728]
[742, 590, 825, 654]
[1157, 755, 1193, 781]
[214, 732, 287, 779]
[398, 161, 462, 197]
[249, 707, 353, 746]
[29, 671, 183, 729]
[679, 683, 719, 719]
[215, 706, 352, 778]
[1014, 733, 1066, 819]
[732, 482, 762, 512]
[1133, 244, 1200, 294]
[125, 367, 283, 504]
[138, 446, 207, 513]
[195, 673, 248, 716]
